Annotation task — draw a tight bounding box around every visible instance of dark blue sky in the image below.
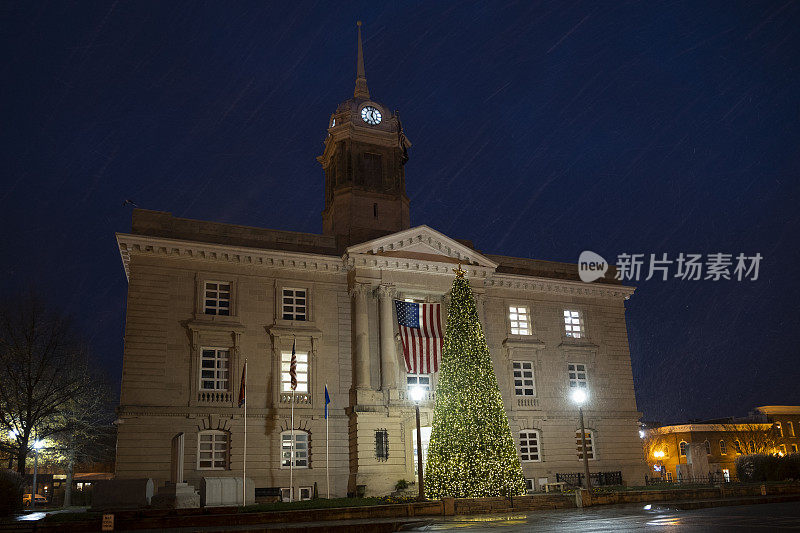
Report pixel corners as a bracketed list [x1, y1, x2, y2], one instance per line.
[2, 1, 798, 424]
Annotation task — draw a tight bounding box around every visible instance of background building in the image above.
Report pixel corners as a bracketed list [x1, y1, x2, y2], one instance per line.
[644, 405, 800, 481]
[114, 24, 648, 498]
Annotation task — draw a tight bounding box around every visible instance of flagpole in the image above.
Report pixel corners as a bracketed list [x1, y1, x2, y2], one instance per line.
[243, 359, 247, 506]
[290, 387, 294, 502]
[326, 382, 330, 499]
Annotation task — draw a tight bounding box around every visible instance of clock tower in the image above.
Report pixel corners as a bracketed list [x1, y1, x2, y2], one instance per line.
[318, 22, 411, 249]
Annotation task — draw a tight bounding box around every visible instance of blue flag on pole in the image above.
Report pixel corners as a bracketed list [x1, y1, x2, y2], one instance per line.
[324, 384, 330, 419]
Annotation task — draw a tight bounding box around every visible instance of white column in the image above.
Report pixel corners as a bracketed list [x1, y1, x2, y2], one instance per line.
[376, 284, 398, 390]
[350, 283, 371, 389]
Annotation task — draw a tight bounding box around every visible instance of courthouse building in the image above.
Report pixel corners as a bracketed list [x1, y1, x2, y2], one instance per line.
[114, 24, 648, 498]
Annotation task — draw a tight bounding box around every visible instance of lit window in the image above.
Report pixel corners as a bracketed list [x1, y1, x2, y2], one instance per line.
[513, 361, 536, 396]
[204, 281, 231, 316]
[281, 431, 309, 468]
[576, 430, 595, 460]
[734, 440, 742, 454]
[679, 441, 687, 456]
[779, 444, 787, 455]
[748, 441, 755, 454]
[200, 348, 230, 391]
[375, 430, 389, 461]
[525, 479, 535, 494]
[568, 363, 587, 389]
[509, 306, 531, 335]
[719, 440, 727, 455]
[198, 431, 229, 470]
[282, 288, 308, 321]
[519, 430, 541, 462]
[667, 472, 673, 482]
[407, 373, 431, 392]
[788, 422, 795, 437]
[791, 444, 798, 454]
[776, 422, 783, 437]
[704, 440, 711, 455]
[281, 351, 308, 392]
[564, 310, 583, 338]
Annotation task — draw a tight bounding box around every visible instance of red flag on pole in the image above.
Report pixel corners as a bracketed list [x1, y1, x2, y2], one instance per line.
[290, 338, 298, 391]
[238, 362, 246, 407]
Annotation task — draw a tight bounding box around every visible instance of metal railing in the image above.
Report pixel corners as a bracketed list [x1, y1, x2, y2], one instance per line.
[556, 471, 623, 487]
[645, 472, 738, 485]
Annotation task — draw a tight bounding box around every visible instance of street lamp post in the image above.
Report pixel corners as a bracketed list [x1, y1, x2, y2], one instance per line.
[409, 386, 426, 501]
[571, 389, 592, 491]
[32, 439, 44, 511]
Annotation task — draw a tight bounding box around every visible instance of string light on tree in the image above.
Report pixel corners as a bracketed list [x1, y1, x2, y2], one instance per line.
[424, 266, 527, 498]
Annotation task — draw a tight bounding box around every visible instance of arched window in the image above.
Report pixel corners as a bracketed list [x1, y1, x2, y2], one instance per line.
[281, 430, 309, 468]
[198, 430, 229, 470]
[704, 440, 711, 455]
[748, 441, 755, 454]
[519, 430, 541, 462]
[679, 441, 687, 456]
[776, 422, 783, 437]
[719, 440, 727, 455]
[734, 440, 742, 454]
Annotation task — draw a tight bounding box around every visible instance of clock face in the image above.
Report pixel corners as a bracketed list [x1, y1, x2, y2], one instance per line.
[361, 106, 382, 125]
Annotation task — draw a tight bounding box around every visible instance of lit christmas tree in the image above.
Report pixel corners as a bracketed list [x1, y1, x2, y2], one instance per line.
[424, 267, 527, 498]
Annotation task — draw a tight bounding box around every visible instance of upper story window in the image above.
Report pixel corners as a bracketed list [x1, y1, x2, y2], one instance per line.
[734, 440, 743, 454]
[519, 430, 541, 462]
[679, 441, 687, 456]
[198, 430, 229, 470]
[792, 444, 798, 453]
[704, 440, 711, 455]
[576, 430, 595, 460]
[719, 440, 727, 455]
[281, 351, 308, 392]
[375, 429, 389, 461]
[788, 421, 795, 437]
[509, 306, 531, 335]
[780, 444, 787, 455]
[568, 363, 588, 389]
[282, 288, 308, 321]
[513, 361, 535, 396]
[564, 310, 583, 338]
[204, 281, 231, 316]
[748, 441, 755, 453]
[407, 373, 431, 392]
[281, 430, 309, 468]
[200, 348, 230, 391]
[776, 422, 783, 437]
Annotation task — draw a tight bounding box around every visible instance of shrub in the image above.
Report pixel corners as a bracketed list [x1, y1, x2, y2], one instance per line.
[736, 453, 800, 482]
[0, 469, 24, 517]
[394, 479, 408, 491]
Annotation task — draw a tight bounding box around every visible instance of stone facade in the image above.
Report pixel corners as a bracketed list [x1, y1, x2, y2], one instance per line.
[113, 24, 648, 498]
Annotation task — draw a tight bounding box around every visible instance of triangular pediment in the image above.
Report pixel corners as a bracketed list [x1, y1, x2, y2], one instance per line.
[345, 225, 498, 269]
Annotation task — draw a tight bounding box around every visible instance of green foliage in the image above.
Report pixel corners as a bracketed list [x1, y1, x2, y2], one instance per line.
[424, 275, 527, 498]
[0, 469, 24, 517]
[394, 479, 408, 491]
[735, 453, 800, 482]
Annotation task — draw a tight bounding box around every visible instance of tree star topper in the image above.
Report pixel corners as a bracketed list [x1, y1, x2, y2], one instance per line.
[453, 265, 467, 278]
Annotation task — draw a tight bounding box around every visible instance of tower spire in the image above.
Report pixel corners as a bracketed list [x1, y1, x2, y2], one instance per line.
[354, 21, 370, 99]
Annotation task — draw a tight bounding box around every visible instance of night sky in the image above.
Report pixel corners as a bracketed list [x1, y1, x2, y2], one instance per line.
[2, 1, 798, 425]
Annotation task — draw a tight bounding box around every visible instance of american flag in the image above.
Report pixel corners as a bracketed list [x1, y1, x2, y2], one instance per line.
[290, 338, 297, 391]
[394, 300, 443, 374]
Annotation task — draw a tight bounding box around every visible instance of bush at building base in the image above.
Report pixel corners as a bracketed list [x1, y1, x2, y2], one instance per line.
[735, 453, 800, 482]
[0, 469, 24, 516]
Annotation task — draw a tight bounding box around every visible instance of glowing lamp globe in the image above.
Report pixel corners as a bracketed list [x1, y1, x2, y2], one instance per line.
[409, 386, 425, 404]
[33, 440, 44, 450]
[571, 388, 587, 405]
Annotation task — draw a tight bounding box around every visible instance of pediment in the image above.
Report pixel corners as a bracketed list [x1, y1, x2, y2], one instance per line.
[345, 225, 498, 269]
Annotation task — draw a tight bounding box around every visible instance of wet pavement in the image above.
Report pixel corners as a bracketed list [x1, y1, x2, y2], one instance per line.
[404, 501, 800, 532]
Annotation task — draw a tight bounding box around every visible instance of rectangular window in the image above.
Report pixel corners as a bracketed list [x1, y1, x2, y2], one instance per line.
[204, 281, 231, 316]
[788, 422, 795, 437]
[519, 430, 541, 462]
[776, 422, 783, 437]
[780, 444, 787, 455]
[667, 472, 673, 482]
[299, 486, 313, 501]
[512, 361, 535, 396]
[508, 306, 531, 335]
[564, 310, 583, 338]
[525, 479, 535, 494]
[280, 487, 293, 501]
[198, 431, 229, 470]
[407, 373, 431, 392]
[200, 348, 230, 391]
[576, 430, 595, 460]
[281, 351, 308, 393]
[282, 288, 308, 321]
[375, 430, 389, 461]
[568, 363, 587, 389]
[281, 432, 309, 468]
[791, 444, 798, 453]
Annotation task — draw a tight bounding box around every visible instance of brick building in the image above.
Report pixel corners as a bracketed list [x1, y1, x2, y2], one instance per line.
[114, 23, 648, 498]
